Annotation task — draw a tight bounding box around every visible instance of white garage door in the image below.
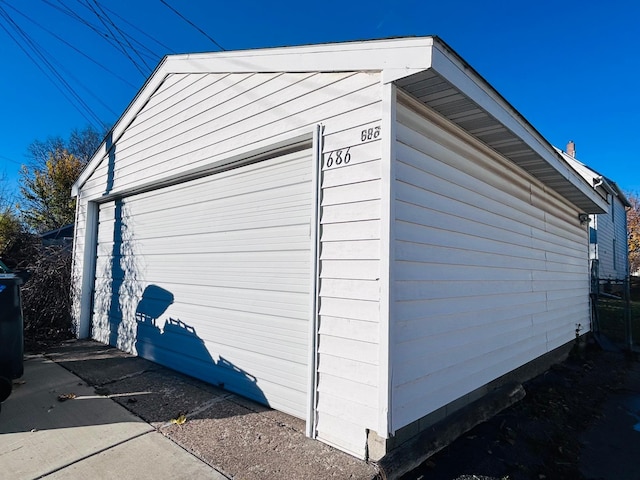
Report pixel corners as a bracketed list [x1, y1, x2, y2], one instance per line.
[91, 148, 314, 418]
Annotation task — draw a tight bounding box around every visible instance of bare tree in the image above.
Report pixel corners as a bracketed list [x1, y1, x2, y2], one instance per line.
[627, 192, 640, 275]
[19, 125, 106, 233]
[0, 173, 21, 253]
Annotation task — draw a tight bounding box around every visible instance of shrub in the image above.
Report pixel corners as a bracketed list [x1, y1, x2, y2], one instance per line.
[2, 231, 74, 349]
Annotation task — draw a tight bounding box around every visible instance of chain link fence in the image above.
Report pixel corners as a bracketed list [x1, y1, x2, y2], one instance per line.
[592, 276, 640, 352]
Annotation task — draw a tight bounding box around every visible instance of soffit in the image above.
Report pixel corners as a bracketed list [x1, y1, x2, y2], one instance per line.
[396, 68, 606, 213]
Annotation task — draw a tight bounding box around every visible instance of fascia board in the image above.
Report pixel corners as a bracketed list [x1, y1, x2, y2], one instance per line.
[167, 37, 434, 75]
[430, 39, 609, 213]
[556, 149, 608, 196]
[567, 153, 632, 207]
[610, 181, 632, 208]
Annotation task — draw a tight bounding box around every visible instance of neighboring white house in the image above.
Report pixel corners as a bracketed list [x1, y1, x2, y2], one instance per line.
[71, 37, 608, 462]
[558, 142, 630, 282]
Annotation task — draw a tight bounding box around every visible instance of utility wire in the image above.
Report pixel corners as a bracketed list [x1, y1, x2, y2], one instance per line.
[0, 7, 98, 128]
[43, 0, 150, 77]
[90, 0, 152, 71]
[159, 0, 225, 51]
[80, 0, 149, 76]
[0, 154, 23, 166]
[0, 5, 106, 129]
[0, 0, 137, 89]
[4, 5, 118, 119]
[98, 1, 176, 56]
[66, 0, 161, 64]
[47, 0, 119, 47]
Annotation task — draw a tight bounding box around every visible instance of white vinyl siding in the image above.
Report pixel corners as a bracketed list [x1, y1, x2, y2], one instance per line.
[78, 72, 381, 198]
[390, 100, 589, 431]
[593, 198, 629, 279]
[315, 125, 382, 457]
[91, 150, 313, 418]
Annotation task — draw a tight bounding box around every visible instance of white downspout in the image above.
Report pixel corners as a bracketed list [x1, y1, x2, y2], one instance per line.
[306, 124, 323, 438]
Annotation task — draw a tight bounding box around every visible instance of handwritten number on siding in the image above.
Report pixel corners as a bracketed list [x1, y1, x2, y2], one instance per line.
[326, 147, 351, 168]
[360, 126, 381, 142]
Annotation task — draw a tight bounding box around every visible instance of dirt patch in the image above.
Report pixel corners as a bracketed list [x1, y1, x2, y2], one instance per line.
[401, 342, 634, 480]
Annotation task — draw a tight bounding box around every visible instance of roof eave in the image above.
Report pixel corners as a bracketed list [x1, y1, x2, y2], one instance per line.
[395, 37, 608, 214]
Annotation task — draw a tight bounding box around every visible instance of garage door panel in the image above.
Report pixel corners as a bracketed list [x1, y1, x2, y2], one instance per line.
[132, 212, 311, 238]
[124, 196, 311, 228]
[97, 254, 311, 282]
[119, 157, 311, 214]
[102, 272, 311, 293]
[130, 179, 312, 212]
[91, 149, 313, 419]
[127, 234, 311, 254]
[140, 261, 310, 279]
[140, 285, 310, 311]
[135, 334, 307, 409]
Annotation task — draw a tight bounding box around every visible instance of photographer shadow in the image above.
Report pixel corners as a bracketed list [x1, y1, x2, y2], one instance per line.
[134, 284, 267, 406]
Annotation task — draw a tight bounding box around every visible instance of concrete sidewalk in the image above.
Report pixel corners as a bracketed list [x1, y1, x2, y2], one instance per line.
[0, 340, 379, 480]
[0, 354, 226, 479]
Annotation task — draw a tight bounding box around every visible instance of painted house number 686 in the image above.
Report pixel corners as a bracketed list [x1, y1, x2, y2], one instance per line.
[325, 147, 351, 167]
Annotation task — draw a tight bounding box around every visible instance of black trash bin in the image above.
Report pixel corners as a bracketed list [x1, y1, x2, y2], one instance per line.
[0, 270, 26, 404]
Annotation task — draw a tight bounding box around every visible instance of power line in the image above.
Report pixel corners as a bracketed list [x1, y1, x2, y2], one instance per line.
[89, 0, 153, 72]
[0, 1, 137, 89]
[80, 0, 149, 76]
[55, 0, 163, 64]
[0, 7, 98, 128]
[43, 0, 152, 77]
[159, 0, 225, 51]
[8, 5, 116, 120]
[0, 154, 23, 166]
[98, 1, 176, 56]
[73, 0, 164, 64]
[0, 5, 106, 130]
[68, 0, 166, 63]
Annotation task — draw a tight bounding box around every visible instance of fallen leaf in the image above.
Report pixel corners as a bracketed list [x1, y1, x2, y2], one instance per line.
[57, 393, 77, 402]
[170, 414, 187, 425]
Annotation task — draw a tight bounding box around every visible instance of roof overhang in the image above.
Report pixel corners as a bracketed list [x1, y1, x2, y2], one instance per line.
[73, 37, 609, 213]
[557, 148, 631, 209]
[394, 39, 607, 213]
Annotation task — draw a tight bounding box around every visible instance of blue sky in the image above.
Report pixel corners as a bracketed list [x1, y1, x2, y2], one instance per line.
[1, 0, 638, 199]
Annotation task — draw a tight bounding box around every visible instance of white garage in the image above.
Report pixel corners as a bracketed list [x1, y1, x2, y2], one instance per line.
[72, 37, 608, 462]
